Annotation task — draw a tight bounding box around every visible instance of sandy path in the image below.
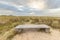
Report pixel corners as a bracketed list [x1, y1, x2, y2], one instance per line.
[12, 28, 60, 40]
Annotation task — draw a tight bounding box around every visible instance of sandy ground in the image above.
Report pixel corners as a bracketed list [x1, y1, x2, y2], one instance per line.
[12, 28, 60, 40]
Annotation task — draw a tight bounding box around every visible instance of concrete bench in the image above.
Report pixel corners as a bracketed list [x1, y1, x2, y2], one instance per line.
[15, 24, 50, 33]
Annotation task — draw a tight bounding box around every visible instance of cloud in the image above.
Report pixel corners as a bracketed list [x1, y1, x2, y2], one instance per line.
[48, 8, 60, 13]
[47, 0, 60, 8]
[41, 8, 60, 16]
[0, 0, 60, 16]
[0, 1, 28, 13]
[27, 0, 47, 10]
[0, 9, 15, 15]
[1, 0, 60, 9]
[0, 1, 42, 13]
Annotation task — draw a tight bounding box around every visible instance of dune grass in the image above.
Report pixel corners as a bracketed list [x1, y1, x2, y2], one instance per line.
[0, 16, 60, 40]
[0, 28, 17, 40]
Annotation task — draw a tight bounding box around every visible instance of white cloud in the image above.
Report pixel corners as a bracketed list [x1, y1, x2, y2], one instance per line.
[0, 0, 60, 16]
[0, 9, 15, 15]
[48, 8, 60, 13]
[27, 0, 47, 10]
[42, 8, 60, 16]
[29, 12, 35, 15]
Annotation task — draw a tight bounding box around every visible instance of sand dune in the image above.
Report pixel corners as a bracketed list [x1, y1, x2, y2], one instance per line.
[12, 28, 60, 40]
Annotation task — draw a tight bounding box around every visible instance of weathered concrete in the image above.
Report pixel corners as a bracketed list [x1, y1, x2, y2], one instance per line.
[15, 24, 50, 33]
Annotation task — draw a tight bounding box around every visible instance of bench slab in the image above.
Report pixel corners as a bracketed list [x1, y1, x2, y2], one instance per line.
[15, 24, 50, 29]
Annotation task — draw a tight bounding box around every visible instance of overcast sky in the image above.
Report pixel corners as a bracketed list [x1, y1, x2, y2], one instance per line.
[0, 0, 60, 16]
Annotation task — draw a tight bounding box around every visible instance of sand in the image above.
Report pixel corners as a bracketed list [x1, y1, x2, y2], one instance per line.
[12, 28, 60, 40]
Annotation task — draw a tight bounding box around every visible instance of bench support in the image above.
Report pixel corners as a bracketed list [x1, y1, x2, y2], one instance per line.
[45, 28, 50, 33]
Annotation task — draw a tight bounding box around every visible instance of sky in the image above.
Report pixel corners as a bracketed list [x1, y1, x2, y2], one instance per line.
[0, 0, 60, 16]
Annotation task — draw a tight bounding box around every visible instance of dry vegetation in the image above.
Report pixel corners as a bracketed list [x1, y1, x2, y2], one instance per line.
[0, 15, 60, 40]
